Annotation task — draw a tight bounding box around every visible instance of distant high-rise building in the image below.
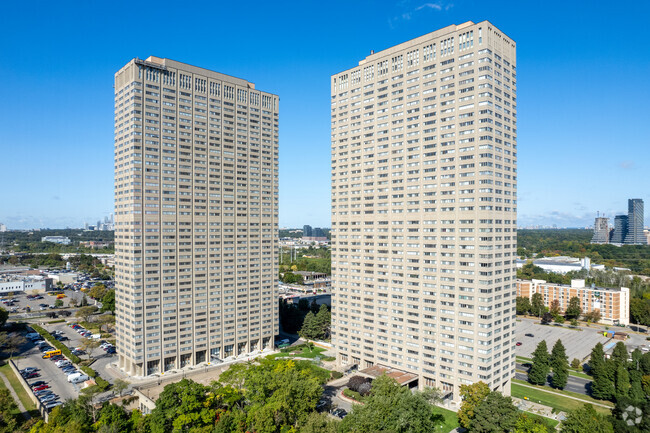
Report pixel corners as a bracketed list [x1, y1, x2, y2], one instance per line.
[114, 56, 279, 376]
[303, 225, 313, 237]
[624, 199, 644, 245]
[331, 21, 517, 401]
[611, 215, 628, 244]
[591, 217, 609, 244]
[0, 223, 6, 232]
[312, 227, 325, 238]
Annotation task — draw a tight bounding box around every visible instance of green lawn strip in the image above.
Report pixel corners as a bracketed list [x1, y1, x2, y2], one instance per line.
[522, 411, 560, 428]
[270, 346, 331, 360]
[0, 363, 36, 411]
[516, 356, 533, 363]
[512, 378, 611, 407]
[568, 370, 592, 380]
[511, 383, 611, 416]
[432, 407, 460, 432]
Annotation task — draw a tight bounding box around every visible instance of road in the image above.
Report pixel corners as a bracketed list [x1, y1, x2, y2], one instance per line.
[516, 362, 591, 395]
[321, 378, 353, 413]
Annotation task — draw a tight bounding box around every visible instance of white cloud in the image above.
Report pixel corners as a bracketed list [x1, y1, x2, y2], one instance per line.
[416, 3, 443, 11]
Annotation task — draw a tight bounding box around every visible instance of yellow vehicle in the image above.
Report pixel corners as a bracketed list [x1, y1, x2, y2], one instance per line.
[42, 349, 61, 359]
[56, 294, 66, 299]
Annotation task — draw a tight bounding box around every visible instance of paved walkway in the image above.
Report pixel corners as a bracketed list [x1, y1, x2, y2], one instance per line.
[514, 381, 613, 408]
[0, 370, 30, 420]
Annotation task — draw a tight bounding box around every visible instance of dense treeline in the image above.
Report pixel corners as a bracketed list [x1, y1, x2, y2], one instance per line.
[0, 229, 114, 254]
[30, 359, 450, 433]
[280, 246, 331, 275]
[517, 229, 650, 275]
[279, 229, 331, 239]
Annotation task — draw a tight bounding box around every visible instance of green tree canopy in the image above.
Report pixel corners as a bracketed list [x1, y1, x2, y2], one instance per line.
[560, 404, 614, 433]
[458, 381, 490, 429]
[470, 392, 519, 433]
[528, 340, 550, 385]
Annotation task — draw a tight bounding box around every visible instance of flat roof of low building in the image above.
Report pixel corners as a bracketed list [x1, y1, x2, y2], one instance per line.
[359, 365, 418, 385]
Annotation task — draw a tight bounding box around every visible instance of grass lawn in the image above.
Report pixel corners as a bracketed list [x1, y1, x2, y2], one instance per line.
[269, 345, 335, 361]
[433, 407, 460, 432]
[516, 356, 533, 363]
[0, 363, 36, 411]
[568, 370, 592, 380]
[512, 379, 611, 408]
[511, 382, 611, 415]
[522, 411, 560, 428]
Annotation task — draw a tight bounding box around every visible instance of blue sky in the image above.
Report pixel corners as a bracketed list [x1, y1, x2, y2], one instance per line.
[0, 0, 648, 230]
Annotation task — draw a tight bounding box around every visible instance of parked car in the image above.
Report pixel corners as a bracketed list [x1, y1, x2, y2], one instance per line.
[40, 395, 58, 403]
[525, 333, 534, 337]
[106, 347, 116, 354]
[20, 367, 39, 374]
[30, 381, 47, 388]
[22, 372, 39, 379]
[33, 385, 50, 391]
[68, 374, 89, 383]
[34, 390, 53, 397]
[45, 401, 62, 411]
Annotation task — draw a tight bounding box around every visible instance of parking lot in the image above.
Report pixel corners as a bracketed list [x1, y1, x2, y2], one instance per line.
[3, 289, 91, 316]
[14, 339, 83, 404]
[516, 318, 622, 361]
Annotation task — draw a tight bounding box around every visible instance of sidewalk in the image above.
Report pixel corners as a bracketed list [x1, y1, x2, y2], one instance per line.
[0, 370, 30, 420]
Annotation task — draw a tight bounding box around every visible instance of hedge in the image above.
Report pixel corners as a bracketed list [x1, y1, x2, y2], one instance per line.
[96, 376, 110, 391]
[30, 324, 81, 364]
[80, 366, 97, 378]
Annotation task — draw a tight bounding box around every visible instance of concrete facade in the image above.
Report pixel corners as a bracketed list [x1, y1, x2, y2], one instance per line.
[331, 21, 517, 402]
[114, 57, 279, 376]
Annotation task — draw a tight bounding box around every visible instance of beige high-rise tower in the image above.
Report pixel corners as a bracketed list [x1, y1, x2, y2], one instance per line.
[114, 57, 279, 376]
[331, 21, 517, 402]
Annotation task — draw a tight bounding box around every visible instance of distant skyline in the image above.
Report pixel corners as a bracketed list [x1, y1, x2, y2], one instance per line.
[1, 1, 649, 230]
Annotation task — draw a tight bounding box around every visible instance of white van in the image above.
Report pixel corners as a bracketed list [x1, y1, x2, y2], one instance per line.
[69, 374, 89, 384]
[67, 372, 83, 382]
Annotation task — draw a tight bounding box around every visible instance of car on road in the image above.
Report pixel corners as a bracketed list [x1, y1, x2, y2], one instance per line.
[516, 342, 522, 346]
[525, 333, 534, 337]
[331, 408, 347, 419]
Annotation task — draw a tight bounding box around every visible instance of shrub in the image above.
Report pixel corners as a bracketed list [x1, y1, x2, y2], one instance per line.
[331, 371, 343, 380]
[96, 376, 110, 391]
[80, 366, 97, 378]
[347, 375, 371, 392]
[358, 381, 372, 395]
[571, 358, 582, 370]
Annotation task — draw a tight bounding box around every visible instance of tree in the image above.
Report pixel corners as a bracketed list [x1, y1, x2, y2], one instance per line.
[566, 296, 582, 319]
[516, 413, 554, 433]
[149, 378, 216, 433]
[0, 389, 18, 433]
[96, 314, 115, 333]
[458, 381, 490, 429]
[54, 299, 63, 308]
[314, 304, 331, 339]
[0, 308, 7, 328]
[584, 309, 602, 323]
[560, 404, 614, 433]
[528, 340, 550, 385]
[516, 296, 532, 315]
[340, 375, 444, 433]
[80, 295, 89, 307]
[94, 403, 131, 433]
[549, 299, 561, 317]
[571, 358, 582, 370]
[80, 337, 100, 359]
[611, 396, 650, 432]
[347, 375, 371, 393]
[299, 311, 320, 340]
[89, 283, 107, 300]
[551, 340, 569, 389]
[531, 293, 545, 317]
[541, 312, 553, 325]
[570, 318, 579, 327]
[100, 289, 115, 313]
[592, 368, 615, 400]
[610, 342, 628, 370]
[470, 392, 519, 433]
[590, 343, 606, 375]
[0, 332, 25, 358]
[555, 315, 566, 324]
[113, 379, 129, 397]
[615, 364, 630, 398]
[76, 305, 98, 322]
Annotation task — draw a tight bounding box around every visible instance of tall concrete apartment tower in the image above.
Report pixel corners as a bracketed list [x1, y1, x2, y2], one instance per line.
[591, 216, 609, 244]
[114, 57, 279, 376]
[624, 199, 644, 245]
[331, 21, 517, 402]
